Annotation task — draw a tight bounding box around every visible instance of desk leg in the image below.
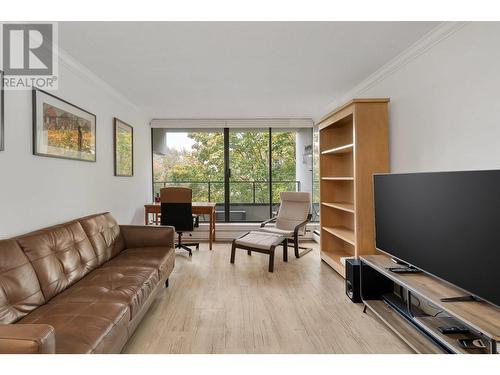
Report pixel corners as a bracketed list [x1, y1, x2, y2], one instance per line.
[144, 209, 148, 225]
[213, 209, 217, 241]
[209, 209, 214, 250]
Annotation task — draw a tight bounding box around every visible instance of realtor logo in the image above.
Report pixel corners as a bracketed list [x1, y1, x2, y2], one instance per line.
[3, 23, 53, 75]
[1, 22, 58, 89]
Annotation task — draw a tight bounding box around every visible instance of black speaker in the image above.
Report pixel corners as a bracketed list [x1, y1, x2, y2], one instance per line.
[345, 258, 362, 303]
[360, 263, 394, 300]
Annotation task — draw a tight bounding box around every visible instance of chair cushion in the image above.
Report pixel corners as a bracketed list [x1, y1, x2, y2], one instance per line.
[19, 301, 129, 354]
[235, 231, 286, 250]
[0, 240, 45, 324]
[106, 247, 175, 279]
[49, 264, 159, 320]
[16, 221, 99, 301]
[258, 226, 294, 237]
[78, 213, 125, 265]
[275, 192, 311, 231]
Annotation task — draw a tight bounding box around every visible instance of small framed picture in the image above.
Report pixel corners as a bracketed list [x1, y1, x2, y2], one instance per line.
[0, 70, 4, 151]
[32, 89, 96, 162]
[114, 117, 134, 177]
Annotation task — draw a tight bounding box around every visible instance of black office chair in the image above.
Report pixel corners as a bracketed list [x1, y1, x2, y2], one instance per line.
[160, 187, 200, 256]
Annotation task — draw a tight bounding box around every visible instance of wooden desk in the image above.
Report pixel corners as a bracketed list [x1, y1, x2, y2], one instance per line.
[144, 202, 216, 250]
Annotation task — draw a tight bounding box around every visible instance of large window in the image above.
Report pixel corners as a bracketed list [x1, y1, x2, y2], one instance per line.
[152, 127, 313, 222]
[228, 129, 270, 222]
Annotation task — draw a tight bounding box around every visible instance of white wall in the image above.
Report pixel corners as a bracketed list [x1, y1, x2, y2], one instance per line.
[358, 22, 500, 173]
[0, 55, 151, 238]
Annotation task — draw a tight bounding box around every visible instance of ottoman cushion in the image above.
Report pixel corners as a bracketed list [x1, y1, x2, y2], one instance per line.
[235, 231, 285, 250]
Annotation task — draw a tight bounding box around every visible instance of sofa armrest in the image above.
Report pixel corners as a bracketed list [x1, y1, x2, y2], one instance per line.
[120, 225, 175, 249]
[0, 324, 55, 354]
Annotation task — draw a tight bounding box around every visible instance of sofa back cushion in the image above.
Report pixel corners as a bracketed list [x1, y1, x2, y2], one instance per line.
[0, 240, 46, 323]
[78, 213, 125, 265]
[17, 222, 98, 301]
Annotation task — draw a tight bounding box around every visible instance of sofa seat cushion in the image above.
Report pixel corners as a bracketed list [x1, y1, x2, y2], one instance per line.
[19, 301, 129, 353]
[106, 247, 174, 279]
[49, 265, 159, 320]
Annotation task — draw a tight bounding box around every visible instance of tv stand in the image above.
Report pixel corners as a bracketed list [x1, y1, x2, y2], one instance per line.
[360, 254, 499, 354]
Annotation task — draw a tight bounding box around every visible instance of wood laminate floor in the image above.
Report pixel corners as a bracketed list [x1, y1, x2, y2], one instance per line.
[122, 242, 412, 354]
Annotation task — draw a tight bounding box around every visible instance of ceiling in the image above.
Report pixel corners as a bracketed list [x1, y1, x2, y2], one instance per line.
[59, 22, 439, 120]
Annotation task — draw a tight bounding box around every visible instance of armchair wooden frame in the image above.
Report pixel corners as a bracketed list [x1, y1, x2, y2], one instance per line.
[260, 213, 313, 258]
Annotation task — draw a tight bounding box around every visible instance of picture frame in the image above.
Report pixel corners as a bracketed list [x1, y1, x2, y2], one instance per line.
[113, 117, 134, 177]
[32, 88, 96, 162]
[0, 70, 4, 151]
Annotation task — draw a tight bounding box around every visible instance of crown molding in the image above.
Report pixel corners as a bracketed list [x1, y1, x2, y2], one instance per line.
[150, 118, 314, 128]
[57, 47, 144, 115]
[316, 22, 468, 122]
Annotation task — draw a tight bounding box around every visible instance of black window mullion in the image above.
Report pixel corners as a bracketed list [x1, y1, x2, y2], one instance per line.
[223, 128, 230, 222]
[150, 128, 155, 199]
[269, 128, 273, 219]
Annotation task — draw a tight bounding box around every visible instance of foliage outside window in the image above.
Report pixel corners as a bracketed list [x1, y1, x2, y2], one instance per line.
[152, 127, 314, 222]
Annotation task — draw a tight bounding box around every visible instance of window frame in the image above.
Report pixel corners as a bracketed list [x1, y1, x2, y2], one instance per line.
[151, 126, 314, 223]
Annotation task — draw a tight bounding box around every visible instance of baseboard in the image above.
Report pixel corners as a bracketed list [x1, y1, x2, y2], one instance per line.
[188, 223, 318, 241]
[312, 229, 320, 244]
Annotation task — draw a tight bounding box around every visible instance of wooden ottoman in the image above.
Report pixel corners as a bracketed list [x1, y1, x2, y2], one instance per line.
[230, 231, 288, 272]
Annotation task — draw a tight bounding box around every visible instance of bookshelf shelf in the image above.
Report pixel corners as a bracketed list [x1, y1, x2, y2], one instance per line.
[321, 143, 354, 155]
[321, 177, 354, 181]
[318, 98, 389, 277]
[321, 202, 355, 213]
[322, 226, 355, 245]
[320, 250, 352, 277]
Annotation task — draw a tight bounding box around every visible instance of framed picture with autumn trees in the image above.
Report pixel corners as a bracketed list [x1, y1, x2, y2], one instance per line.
[32, 89, 96, 162]
[114, 117, 134, 177]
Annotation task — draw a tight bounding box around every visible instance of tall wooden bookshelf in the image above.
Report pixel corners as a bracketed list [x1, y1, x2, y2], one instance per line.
[317, 98, 389, 277]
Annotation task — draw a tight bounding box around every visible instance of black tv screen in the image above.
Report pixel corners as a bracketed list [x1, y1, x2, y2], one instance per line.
[374, 170, 500, 307]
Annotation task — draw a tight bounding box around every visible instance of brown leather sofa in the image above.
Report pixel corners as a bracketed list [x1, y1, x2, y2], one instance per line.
[0, 212, 175, 354]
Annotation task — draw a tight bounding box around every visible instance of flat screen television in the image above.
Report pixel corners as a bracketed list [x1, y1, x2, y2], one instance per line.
[374, 169, 500, 307]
